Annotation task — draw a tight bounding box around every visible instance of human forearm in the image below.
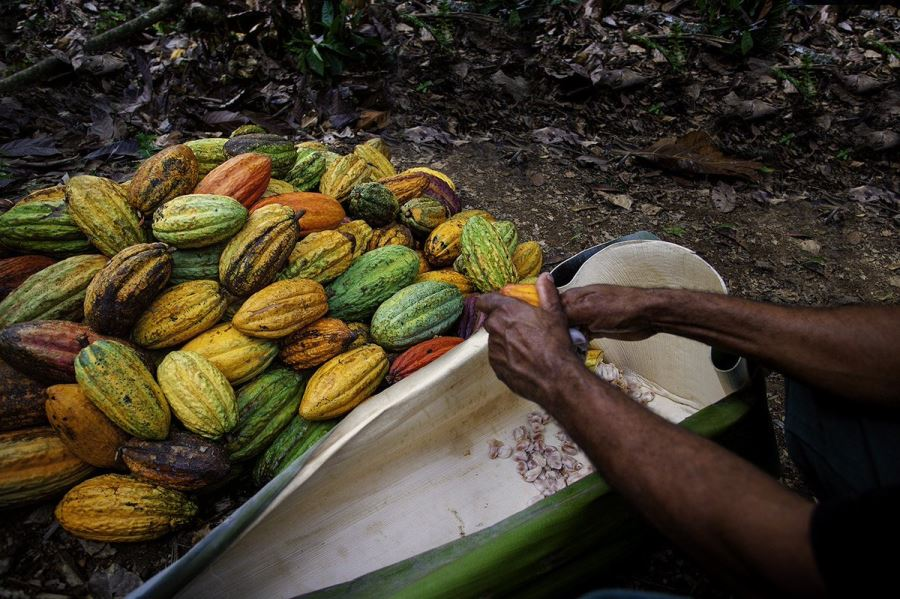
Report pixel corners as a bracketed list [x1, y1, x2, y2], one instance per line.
[550, 362, 825, 597]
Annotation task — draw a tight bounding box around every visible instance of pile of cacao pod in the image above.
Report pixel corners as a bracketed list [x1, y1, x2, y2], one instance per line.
[0, 125, 544, 545]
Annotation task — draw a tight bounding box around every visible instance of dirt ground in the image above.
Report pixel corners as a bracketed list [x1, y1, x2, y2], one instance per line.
[1, 1, 898, 597]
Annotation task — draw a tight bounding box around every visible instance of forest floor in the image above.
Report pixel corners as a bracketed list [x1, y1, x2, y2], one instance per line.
[1, 1, 898, 597]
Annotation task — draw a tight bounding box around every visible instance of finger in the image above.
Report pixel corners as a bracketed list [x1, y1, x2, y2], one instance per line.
[477, 292, 516, 315]
[536, 272, 564, 315]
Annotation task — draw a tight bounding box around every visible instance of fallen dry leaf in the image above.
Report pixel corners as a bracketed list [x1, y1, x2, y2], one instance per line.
[633, 131, 764, 181]
[711, 182, 737, 213]
[357, 109, 390, 131]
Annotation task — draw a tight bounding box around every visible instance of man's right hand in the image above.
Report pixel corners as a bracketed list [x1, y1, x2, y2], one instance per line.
[561, 284, 661, 341]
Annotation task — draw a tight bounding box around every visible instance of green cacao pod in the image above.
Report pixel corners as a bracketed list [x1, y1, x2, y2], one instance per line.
[181, 323, 278, 385]
[0, 187, 92, 254]
[278, 230, 354, 284]
[347, 182, 399, 227]
[151, 194, 248, 249]
[326, 245, 420, 322]
[367, 223, 415, 251]
[286, 149, 327, 192]
[132, 280, 228, 349]
[225, 368, 308, 461]
[65, 175, 147, 256]
[252, 417, 337, 485]
[370, 281, 464, 351]
[157, 351, 238, 439]
[231, 124, 267, 137]
[399, 197, 448, 236]
[128, 144, 200, 213]
[319, 153, 372, 200]
[224, 134, 297, 179]
[83, 243, 174, 337]
[219, 204, 298, 296]
[170, 245, 222, 284]
[494, 220, 519, 255]
[185, 138, 228, 176]
[336, 220, 373, 260]
[0, 254, 108, 329]
[120, 431, 230, 491]
[459, 216, 517, 292]
[75, 340, 170, 440]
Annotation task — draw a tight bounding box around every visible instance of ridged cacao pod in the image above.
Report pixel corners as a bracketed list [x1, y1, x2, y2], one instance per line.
[185, 138, 228, 175]
[370, 281, 465, 351]
[296, 141, 330, 152]
[170, 245, 221, 284]
[251, 192, 345, 237]
[0, 254, 108, 329]
[0, 427, 93, 509]
[65, 175, 147, 256]
[128, 144, 200, 213]
[519, 275, 539, 284]
[336, 219, 373, 260]
[219, 204, 297, 296]
[460, 216, 517, 292]
[55, 474, 197, 542]
[286, 149, 327, 192]
[262, 178, 297, 198]
[0, 320, 114, 383]
[252, 417, 337, 485]
[224, 134, 296, 179]
[423, 210, 495, 268]
[231, 124, 267, 137]
[346, 322, 371, 348]
[75, 340, 170, 440]
[319, 153, 372, 200]
[0, 255, 56, 300]
[363, 137, 390, 159]
[0, 187, 92, 254]
[347, 182, 399, 227]
[400, 197, 447, 236]
[83, 243, 173, 337]
[225, 368, 307, 461]
[402, 167, 455, 190]
[494, 220, 519, 255]
[0, 358, 48, 431]
[121, 431, 230, 491]
[326, 245, 420, 322]
[378, 172, 430, 204]
[416, 269, 474, 295]
[353, 143, 396, 180]
[421, 173, 461, 216]
[299, 344, 388, 420]
[500, 283, 540, 307]
[45, 384, 128, 469]
[386, 336, 464, 384]
[367, 223, 415, 251]
[457, 294, 486, 339]
[280, 318, 356, 370]
[181, 323, 278, 385]
[416, 250, 429, 274]
[195, 153, 272, 208]
[279, 230, 354, 284]
[132, 280, 228, 349]
[233, 279, 328, 339]
[157, 351, 238, 439]
[512, 241, 543, 279]
[151, 194, 248, 248]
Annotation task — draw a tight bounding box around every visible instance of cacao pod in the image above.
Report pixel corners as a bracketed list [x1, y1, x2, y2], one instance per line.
[459, 216, 517, 292]
[416, 250, 429, 274]
[399, 197, 447, 236]
[299, 344, 388, 420]
[0, 255, 56, 300]
[370, 281, 464, 351]
[0, 358, 48, 432]
[367, 223, 415, 251]
[0, 188, 92, 255]
[457, 294, 486, 339]
[494, 220, 519, 255]
[0, 320, 113, 383]
[195, 153, 272, 208]
[416, 269, 474, 295]
[499, 283, 539, 307]
[120, 431, 230, 491]
[251, 192, 345, 237]
[181, 323, 278, 385]
[353, 143, 396, 180]
[224, 134, 296, 179]
[278, 230, 354, 284]
[45, 384, 128, 469]
[326, 245, 420, 322]
[128, 144, 200, 213]
[233, 279, 328, 339]
[157, 351, 238, 439]
[319, 153, 372, 200]
[280, 318, 357, 370]
[262, 178, 297, 198]
[252, 417, 337, 486]
[363, 137, 390, 159]
[386, 336, 464, 384]
[231, 124, 267, 137]
[55, 474, 197, 542]
[151, 194, 248, 248]
[219, 204, 298, 296]
[402, 167, 455, 190]
[286, 149, 327, 192]
[65, 175, 146, 256]
[423, 210, 494, 268]
[347, 182, 399, 227]
[336, 219, 373, 260]
[346, 322, 371, 348]
[512, 241, 543, 279]
[132, 280, 228, 349]
[185, 138, 228, 176]
[170, 245, 222, 284]
[296, 141, 330, 152]
[377, 172, 430, 204]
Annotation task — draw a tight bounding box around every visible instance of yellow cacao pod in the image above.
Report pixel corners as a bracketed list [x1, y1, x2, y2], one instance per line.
[402, 167, 456, 190]
[336, 219, 373, 260]
[280, 317, 357, 370]
[45, 384, 129, 469]
[299, 344, 388, 420]
[157, 351, 238, 438]
[219, 204, 298, 297]
[512, 241, 543, 280]
[353, 143, 396, 180]
[279, 230, 354, 284]
[181, 323, 277, 385]
[416, 269, 474, 295]
[319, 154, 372, 200]
[233, 279, 328, 339]
[132, 280, 228, 349]
[346, 322, 370, 349]
[65, 175, 147, 256]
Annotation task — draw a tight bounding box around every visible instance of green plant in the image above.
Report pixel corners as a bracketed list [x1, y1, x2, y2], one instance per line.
[95, 10, 127, 33]
[625, 24, 686, 73]
[647, 103, 664, 116]
[664, 225, 686, 237]
[136, 133, 158, 159]
[771, 57, 817, 105]
[697, 0, 787, 56]
[778, 132, 795, 146]
[835, 148, 851, 161]
[415, 80, 433, 93]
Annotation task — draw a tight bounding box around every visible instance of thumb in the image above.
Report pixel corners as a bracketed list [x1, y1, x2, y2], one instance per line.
[536, 273, 564, 315]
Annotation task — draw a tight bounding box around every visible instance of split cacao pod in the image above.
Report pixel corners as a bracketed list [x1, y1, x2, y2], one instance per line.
[299, 343, 388, 420]
[512, 241, 543, 279]
[224, 368, 307, 461]
[280, 318, 357, 370]
[0, 427, 93, 509]
[252, 417, 337, 486]
[83, 243, 173, 337]
[251, 192, 345, 237]
[151, 194, 248, 248]
[326, 245, 420, 322]
[367, 223, 415, 251]
[370, 281, 464, 351]
[75, 339, 171, 440]
[352, 143, 396, 180]
[319, 153, 372, 200]
[128, 144, 200, 213]
[120, 431, 230, 491]
[0, 187, 92, 255]
[286, 149, 327, 192]
[0, 358, 48, 431]
[157, 351, 238, 439]
[195, 153, 272, 208]
[185, 138, 228, 176]
[232, 279, 328, 339]
[336, 219, 373, 260]
[416, 269, 474, 295]
[65, 175, 147, 256]
[460, 216, 517, 292]
[181, 323, 277, 385]
[219, 204, 298, 296]
[0, 255, 56, 300]
[132, 280, 228, 349]
[55, 474, 197, 542]
[0, 254, 108, 329]
[224, 134, 296, 179]
[386, 336, 464, 384]
[0, 320, 113, 383]
[45, 384, 128, 469]
[279, 230, 354, 284]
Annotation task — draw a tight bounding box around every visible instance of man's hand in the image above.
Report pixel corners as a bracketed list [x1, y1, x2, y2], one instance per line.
[476, 273, 583, 409]
[561, 284, 660, 341]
